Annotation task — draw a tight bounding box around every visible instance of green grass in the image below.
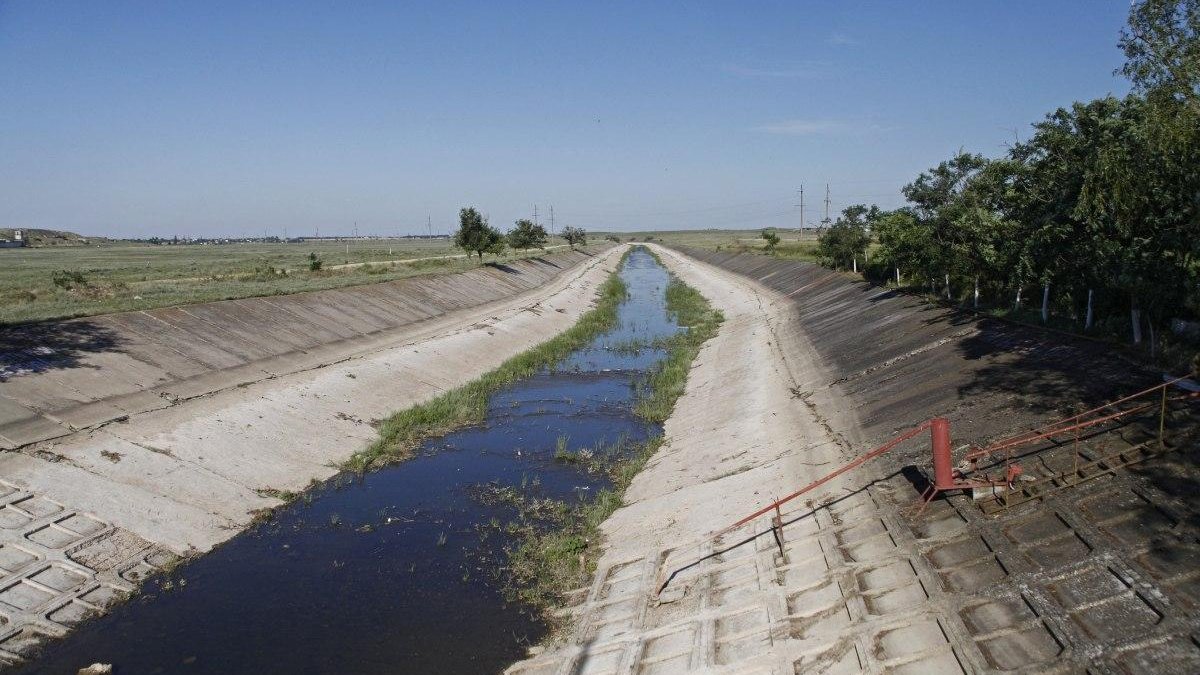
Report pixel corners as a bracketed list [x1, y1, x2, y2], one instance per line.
[635, 277, 725, 421]
[768, 240, 820, 261]
[340, 252, 632, 473]
[593, 227, 816, 251]
[505, 436, 663, 613]
[0, 237, 586, 325]
[505, 264, 723, 617]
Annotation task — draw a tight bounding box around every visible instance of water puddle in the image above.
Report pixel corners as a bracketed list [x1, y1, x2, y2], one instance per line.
[21, 249, 678, 675]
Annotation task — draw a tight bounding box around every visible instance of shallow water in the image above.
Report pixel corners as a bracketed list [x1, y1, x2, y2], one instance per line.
[20, 249, 677, 675]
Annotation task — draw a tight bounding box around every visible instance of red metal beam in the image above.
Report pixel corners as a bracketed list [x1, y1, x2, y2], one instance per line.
[710, 419, 934, 540]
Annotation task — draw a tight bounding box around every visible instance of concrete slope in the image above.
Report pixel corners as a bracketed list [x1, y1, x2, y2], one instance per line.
[512, 247, 1200, 674]
[0, 246, 627, 667]
[0, 248, 608, 450]
[666, 247, 1157, 463]
[508, 245, 941, 674]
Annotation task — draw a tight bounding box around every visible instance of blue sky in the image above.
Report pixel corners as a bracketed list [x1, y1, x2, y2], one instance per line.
[1, 1, 1132, 237]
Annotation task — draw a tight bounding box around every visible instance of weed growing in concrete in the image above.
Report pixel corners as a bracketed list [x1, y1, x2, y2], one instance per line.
[341, 254, 632, 473]
[634, 276, 724, 422]
[504, 437, 664, 615]
[255, 488, 299, 502]
[496, 264, 722, 621]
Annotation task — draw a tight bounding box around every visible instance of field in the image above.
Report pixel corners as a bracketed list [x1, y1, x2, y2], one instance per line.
[0, 236, 574, 325]
[598, 227, 822, 261]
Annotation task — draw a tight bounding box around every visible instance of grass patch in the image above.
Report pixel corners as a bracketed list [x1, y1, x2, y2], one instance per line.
[504, 262, 723, 620]
[505, 436, 663, 613]
[340, 251, 632, 473]
[0, 240, 605, 325]
[635, 276, 724, 421]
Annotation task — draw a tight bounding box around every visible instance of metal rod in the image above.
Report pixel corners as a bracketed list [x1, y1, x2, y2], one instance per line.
[1160, 385, 1168, 447]
[711, 420, 933, 539]
[972, 376, 1190, 459]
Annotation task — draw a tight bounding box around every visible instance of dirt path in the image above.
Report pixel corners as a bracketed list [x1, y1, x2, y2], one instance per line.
[0, 246, 627, 667]
[509, 245, 975, 674]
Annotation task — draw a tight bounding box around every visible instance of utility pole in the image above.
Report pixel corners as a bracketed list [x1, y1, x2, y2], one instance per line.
[533, 204, 539, 227]
[549, 205, 556, 235]
[426, 215, 432, 238]
[823, 184, 831, 229]
[797, 186, 805, 234]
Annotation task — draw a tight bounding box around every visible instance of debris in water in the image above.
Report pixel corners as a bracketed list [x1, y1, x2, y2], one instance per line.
[77, 664, 112, 675]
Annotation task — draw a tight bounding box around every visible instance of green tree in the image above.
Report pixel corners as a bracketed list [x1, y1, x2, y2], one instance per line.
[873, 209, 927, 285]
[1120, 0, 1200, 101]
[454, 207, 506, 260]
[508, 219, 548, 250]
[816, 205, 874, 270]
[903, 153, 994, 297]
[760, 229, 780, 253]
[561, 226, 587, 249]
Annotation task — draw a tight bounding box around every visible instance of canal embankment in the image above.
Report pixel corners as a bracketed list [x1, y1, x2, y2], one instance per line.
[0, 245, 625, 668]
[12, 246, 694, 674]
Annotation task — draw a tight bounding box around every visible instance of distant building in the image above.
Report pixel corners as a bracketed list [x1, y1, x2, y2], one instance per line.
[0, 229, 26, 249]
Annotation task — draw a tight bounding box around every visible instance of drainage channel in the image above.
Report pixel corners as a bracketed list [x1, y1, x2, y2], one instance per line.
[19, 248, 679, 675]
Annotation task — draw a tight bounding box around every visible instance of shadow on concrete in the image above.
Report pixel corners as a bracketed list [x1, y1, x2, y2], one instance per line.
[484, 262, 521, 275]
[953, 319, 1150, 415]
[656, 468, 913, 596]
[0, 319, 123, 381]
[528, 256, 562, 269]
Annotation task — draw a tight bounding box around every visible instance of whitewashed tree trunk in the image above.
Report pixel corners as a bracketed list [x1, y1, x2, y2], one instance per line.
[1085, 289, 1094, 330]
[1014, 286, 1022, 311]
[1131, 297, 1143, 344]
[973, 276, 980, 309]
[895, 267, 900, 284]
[1041, 283, 1050, 323]
[945, 273, 951, 300]
[852, 256, 857, 273]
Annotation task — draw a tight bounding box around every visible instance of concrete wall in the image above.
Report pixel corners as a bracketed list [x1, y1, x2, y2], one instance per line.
[669, 246, 1155, 462]
[0, 249, 607, 449]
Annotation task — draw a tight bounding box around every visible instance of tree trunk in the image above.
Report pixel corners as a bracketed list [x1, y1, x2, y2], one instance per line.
[944, 273, 951, 300]
[852, 256, 857, 273]
[1131, 296, 1142, 345]
[973, 276, 980, 309]
[1148, 319, 1157, 358]
[1085, 289, 1094, 331]
[1014, 286, 1022, 311]
[895, 267, 900, 285]
[1041, 283, 1050, 323]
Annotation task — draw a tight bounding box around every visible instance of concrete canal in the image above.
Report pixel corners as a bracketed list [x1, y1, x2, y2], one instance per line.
[20, 248, 680, 674]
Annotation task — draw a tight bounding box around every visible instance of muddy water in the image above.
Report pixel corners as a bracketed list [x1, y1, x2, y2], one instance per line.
[20, 249, 678, 675]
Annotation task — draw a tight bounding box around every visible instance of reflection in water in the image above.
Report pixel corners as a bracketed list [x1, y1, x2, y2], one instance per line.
[21, 249, 678, 675]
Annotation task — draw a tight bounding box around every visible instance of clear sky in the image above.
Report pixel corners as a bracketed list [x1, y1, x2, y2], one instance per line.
[0, 1, 1133, 238]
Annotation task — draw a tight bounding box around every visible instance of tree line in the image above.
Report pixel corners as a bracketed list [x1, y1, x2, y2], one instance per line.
[453, 207, 587, 259]
[813, 0, 1199, 354]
